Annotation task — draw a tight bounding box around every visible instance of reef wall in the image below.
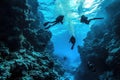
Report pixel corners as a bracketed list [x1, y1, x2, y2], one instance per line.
[75, 1, 120, 80]
[0, 0, 64, 80]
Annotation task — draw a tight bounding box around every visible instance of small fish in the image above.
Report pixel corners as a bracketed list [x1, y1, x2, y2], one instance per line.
[87, 61, 96, 72]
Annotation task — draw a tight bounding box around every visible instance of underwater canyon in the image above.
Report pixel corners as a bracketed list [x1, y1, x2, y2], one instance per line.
[0, 0, 120, 80]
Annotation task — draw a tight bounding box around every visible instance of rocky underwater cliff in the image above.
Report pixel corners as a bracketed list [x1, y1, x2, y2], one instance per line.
[1, 0, 120, 80]
[0, 0, 65, 80]
[75, 1, 120, 80]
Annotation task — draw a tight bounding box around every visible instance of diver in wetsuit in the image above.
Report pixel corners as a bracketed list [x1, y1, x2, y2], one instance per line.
[44, 15, 64, 29]
[80, 15, 104, 24]
[69, 35, 76, 50]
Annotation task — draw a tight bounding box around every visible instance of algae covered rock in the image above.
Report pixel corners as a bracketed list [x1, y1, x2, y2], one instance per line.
[75, 1, 120, 80]
[0, 0, 63, 80]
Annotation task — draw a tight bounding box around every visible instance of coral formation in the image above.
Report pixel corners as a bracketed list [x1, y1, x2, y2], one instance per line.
[75, 1, 120, 80]
[0, 0, 64, 80]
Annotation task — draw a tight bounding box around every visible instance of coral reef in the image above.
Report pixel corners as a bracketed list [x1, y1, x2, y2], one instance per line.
[0, 0, 64, 80]
[75, 1, 120, 80]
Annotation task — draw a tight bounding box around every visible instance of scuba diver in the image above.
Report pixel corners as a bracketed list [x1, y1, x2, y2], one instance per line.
[44, 15, 64, 29]
[80, 15, 104, 24]
[69, 35, 76, 50]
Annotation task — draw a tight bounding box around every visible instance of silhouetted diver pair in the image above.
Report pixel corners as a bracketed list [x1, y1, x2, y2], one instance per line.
[44, 15, 104, 29]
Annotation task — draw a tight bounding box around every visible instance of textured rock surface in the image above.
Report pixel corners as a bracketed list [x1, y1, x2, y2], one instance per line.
[0, 0, 64, 80]
[75, 1, 120, 80]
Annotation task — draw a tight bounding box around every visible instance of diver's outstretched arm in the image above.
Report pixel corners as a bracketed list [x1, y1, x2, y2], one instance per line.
[89, 18, 104, 22]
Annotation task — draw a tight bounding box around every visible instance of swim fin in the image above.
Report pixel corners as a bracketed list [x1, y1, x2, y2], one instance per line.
[44, 22, 50, 26]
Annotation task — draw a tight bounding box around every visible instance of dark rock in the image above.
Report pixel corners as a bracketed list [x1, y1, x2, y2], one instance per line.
[23, 29, 52, 52]
[75, 1, 120, 80]
[0, 0, 66, 80]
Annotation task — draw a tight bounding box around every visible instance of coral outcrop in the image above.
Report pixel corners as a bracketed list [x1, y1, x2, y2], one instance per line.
[75, 1, 120, 80]
[0, 0, 64, 80]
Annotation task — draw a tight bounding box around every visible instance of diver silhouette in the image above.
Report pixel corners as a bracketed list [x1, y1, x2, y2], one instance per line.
[69, 35, 76, 50]
[80, 15, 104, 24]
[44, 15, 64, 29]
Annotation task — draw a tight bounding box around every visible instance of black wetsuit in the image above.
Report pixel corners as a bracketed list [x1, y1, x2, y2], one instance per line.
[80, 15, 104, 24]
[44, 15, 64, 29]
[69, 36, 76, 50]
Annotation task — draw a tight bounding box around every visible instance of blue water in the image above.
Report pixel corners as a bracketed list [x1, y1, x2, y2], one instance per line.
[38, 0, 114, 79]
